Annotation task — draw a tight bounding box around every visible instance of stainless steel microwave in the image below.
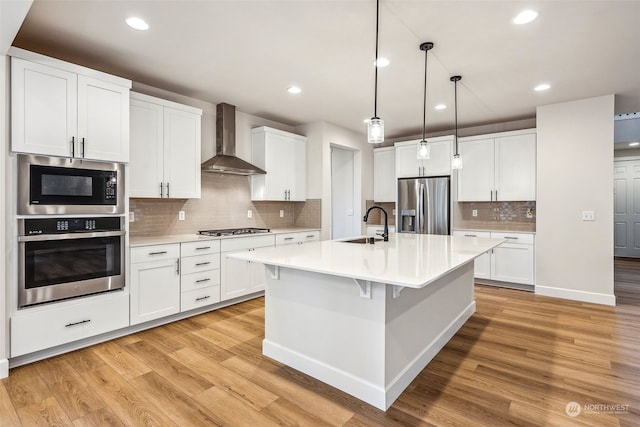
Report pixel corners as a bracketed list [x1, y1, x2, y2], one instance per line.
[18, 154, 124, 215]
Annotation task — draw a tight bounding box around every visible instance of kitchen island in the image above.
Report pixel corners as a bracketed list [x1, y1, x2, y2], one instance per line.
[228, 233, 503, 410]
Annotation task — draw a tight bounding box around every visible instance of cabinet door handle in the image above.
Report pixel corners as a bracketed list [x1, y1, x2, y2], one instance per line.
[166, 182, 170, 198]
[464, 234, 477, 237]
[176, 259, 180, 275]
[490, 190, 493, 201]
[71, 136, 75, 158]
[148, 251, 168, 255]
[195, 262, 211, 266]
[195, 246, 211, 251]
[504, 236, 519, 240]
[306, 235, 315, 238]
[81, 137, 85, 158]
[65, 319, 91, 327]
[284, 190, 287, 200]
[495, 190, 498, 201]
[195, 278, 211, 283]
[196, 295, 211, 302]
[160, 182, 164, 198]
[284, 237, 294, 241]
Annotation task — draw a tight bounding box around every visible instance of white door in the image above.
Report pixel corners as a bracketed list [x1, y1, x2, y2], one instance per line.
[220, 252, 254, 301]
[614, 159, 640, 257]
[457, 138, 494, 201]
[130, 259, 181, 325]
[495, 133, 536, 201]
[164, 106, 201, 198]
[331, 146, 357, 239]
[129, 99, 164, 197]
[395, 143, 421, 178]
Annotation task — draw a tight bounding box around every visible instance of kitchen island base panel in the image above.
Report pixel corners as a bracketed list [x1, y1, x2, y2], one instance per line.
[262, 262, 475, 411]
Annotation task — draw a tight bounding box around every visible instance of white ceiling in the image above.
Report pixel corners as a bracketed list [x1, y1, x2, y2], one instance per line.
[11, 0, 640, 141]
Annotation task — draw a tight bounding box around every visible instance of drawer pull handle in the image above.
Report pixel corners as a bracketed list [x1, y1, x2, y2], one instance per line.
[196, 296, 211, 302]
[196, 246, 211, 250]
[284, 237, 295, 241]
[195, 278, 211, 283]
[306, 235, 315, 238]
[65, 319, 91, 328]
[195, 262, 211, 266]
[149, 251, 168, 255]
[464, 234, 477, 237]
[504, 236, 519, 240]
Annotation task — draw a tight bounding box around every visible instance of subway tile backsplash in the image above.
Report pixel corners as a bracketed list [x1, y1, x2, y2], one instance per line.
[129, 173, 320, 236]
[455, 201, 536, 231]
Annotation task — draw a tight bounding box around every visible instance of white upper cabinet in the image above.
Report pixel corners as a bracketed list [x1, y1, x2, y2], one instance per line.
[457, 129, 536, 201]
[395, 135, 453, 178]
[373, 147, 395, 202]
[11, 53, 131, 162]
[251, 126, 307, 201]
[129, 92, 202, 199]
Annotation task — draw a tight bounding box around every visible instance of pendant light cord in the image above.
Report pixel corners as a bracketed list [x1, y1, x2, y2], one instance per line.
[374, 0, 380, 118]
[422, 47, 428, 142]
[454, 79, 458, 152]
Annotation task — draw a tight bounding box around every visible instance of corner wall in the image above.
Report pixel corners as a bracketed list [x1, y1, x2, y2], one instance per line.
[535, 95, 615, 305]
[0, 54, 8, 378]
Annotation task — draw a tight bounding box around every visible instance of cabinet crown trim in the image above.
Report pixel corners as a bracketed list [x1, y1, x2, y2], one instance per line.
[130, 91, 203, 115]
[458, 128, 536, 142]
[251, 126, 306, 140]
[394, 135, 454, 147]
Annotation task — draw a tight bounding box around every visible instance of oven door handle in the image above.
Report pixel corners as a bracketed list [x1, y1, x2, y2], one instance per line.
[18, 230, 125, 242]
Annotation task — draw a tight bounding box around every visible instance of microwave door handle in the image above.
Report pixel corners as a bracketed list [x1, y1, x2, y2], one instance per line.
[81, 138, 85, 158]
[19, 230, 126, 242]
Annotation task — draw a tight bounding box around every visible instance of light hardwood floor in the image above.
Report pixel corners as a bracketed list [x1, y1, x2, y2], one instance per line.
[1, 261, 639, 426]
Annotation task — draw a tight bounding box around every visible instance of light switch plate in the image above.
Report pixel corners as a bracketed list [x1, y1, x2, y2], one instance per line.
[129, 212, 135, 222]
[247, 209, 253, 219]
[178, 211, 185, 221]
[472, 209, 478, 217]
[582, 210, 595, 221]
[279, 210, 284, 218]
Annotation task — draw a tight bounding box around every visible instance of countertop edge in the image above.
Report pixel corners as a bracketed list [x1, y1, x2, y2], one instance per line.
[129, 228, 321, 247]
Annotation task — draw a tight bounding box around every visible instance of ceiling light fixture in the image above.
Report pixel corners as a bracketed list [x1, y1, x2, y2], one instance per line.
[287, 86, 301, 94]
[126, 17, 149, 31]
[513, 10, 538, 25]
[435, 104, 447, 110]
[451, 75, 463, 170]
[417, 42, 434, 160]
[534, 83, 551, 91]
[375, 57, 390, 67]
[367, 0, 384, 144]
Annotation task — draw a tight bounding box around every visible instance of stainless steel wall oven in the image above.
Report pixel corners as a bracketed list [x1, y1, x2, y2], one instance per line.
[18, 217, 125, 308]
[18, 154, 124, 215]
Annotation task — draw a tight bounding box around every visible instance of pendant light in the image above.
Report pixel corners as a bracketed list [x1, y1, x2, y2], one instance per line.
[367, 0, 384, 143]
[451, 75, 463, 169]
[417, 42, 434, 159]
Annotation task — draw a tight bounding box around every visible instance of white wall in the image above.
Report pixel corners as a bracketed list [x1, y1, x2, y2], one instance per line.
[296, 121, 323, 199]
[0, 54, 8, 377]
[536, 95, 615, 305]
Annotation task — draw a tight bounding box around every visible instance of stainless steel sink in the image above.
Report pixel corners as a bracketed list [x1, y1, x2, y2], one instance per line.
[341, 237, 383, 244]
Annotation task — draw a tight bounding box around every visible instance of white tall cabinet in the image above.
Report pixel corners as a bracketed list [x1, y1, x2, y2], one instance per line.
[130, 92, 202, 198]
[395, 136, 453, 178]
[251, 126, 306, 201]
[457, 129, 536, 201]
[10, 50, 131, 162]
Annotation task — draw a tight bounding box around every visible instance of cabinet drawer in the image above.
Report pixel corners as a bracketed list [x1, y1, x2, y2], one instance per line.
[300, 230, 320, 242]
[276, 233, 300, 245]
[220, 234, 275, 252]
[181, 253, 220, 275]
[453, 230, 491, 239]
[131, 244, 180, 263]
[11, 291, 129, 357]
[182, 270, 221, 292]
[181, 286, 221, 312]
[490, 232, 534, 245]
[181, 240, 220, 257]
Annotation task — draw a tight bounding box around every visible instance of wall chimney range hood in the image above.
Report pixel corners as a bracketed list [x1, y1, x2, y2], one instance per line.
[201, 103, 266, 175]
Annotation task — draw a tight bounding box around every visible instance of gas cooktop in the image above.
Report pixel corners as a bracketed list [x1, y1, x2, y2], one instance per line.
[198, 227, 271, 237]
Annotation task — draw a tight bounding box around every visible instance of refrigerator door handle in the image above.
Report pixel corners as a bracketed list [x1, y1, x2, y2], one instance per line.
[418, 183, 426, 234]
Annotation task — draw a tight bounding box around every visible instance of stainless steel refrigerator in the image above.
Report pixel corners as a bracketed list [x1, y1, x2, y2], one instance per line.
[397, 176, 450, 235]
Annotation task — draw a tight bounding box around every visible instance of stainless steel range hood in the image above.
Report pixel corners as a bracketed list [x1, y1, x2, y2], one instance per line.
[201, 103, 266, 175]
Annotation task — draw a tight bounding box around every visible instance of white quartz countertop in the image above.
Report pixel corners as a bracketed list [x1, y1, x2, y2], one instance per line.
[129, 227, 320, 247]
[228, 233, 504, 289]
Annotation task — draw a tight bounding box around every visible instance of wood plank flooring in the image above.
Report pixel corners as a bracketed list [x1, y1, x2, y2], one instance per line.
[1, 260, 639, 426]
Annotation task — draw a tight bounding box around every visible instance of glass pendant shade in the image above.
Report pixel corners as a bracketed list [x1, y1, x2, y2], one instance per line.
[452, 153, 462, 169]
[367, 117, 384, 143]
[417, 140, 430, 159]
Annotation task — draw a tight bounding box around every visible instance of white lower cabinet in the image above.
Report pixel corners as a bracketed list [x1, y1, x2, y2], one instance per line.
[453, 230, 535, 285]
[180, 240, 221, 312]
[11, 291, 129, 357]
[275, 230, 320, 246]
[130, 244, 181, 325]
[220, 235, 276, 301]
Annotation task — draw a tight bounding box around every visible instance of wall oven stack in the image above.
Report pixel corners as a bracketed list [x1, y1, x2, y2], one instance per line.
[17, 154, 126, 308]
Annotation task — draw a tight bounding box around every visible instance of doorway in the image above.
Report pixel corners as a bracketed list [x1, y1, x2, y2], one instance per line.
[614, 158, 640, 258]
[331, 146, 359, 239]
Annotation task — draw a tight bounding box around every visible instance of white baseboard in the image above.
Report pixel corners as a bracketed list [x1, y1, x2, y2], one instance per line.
[535, 285, 616, 306]
[263, 301, 476, 411]
[0, 359, 8, 379]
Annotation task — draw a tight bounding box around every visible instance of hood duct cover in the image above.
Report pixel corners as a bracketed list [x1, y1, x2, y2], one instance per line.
[201, 103, 266, 175]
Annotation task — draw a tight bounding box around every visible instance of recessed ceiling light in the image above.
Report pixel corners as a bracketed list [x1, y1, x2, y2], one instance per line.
[630, 142, 640, 147]
[435, 104, 447, 110]
[287, 86, 301, 94]
[126, 17, 149, 31]
[534, 83, 551, 91]
[374, 57, 390, 67]
[513, 10, 538, 25]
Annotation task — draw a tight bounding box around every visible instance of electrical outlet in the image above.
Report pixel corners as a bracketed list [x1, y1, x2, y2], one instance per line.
[247, 209, 253, 219]
[392, 209, 396, 216]
[178, 211, 185, 221]
[526, 208, 534, 219]
[582, 210, 595, 221]
[279, 210, 284, 218]
[129, 211, 135, 222]
[472, 209, 478, 217]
